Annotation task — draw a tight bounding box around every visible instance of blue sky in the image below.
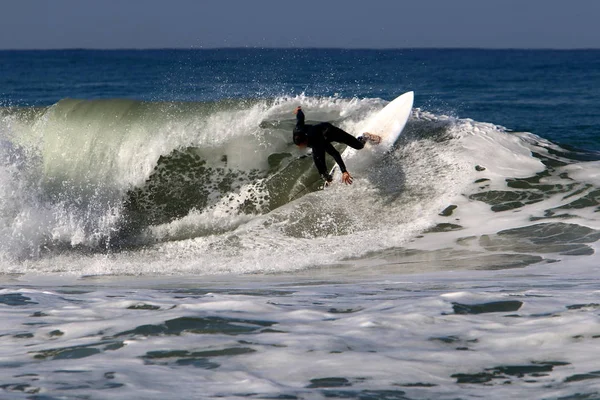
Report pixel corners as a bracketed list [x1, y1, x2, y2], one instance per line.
[1, 0, 598, 49]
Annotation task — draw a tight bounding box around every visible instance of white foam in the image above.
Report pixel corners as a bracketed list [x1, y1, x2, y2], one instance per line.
[562, 160, 600, 186]
[1, 264, 599, 399]
[454, 119, 545, 179]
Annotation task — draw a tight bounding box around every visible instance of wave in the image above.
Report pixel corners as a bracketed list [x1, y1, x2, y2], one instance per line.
[0, 96, 380, 257]
[2, 96, 600, 275]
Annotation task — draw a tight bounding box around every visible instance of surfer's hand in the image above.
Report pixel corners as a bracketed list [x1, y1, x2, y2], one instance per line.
[294, 106, 302, 115]
[341, 172, 353, 185]
[322, 173, 333, 184]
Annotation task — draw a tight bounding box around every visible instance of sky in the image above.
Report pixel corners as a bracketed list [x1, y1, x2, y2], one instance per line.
[0, 0, 598, 49]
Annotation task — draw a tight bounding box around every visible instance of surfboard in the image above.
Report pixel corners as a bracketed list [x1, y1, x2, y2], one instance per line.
[330, 91, 414, 180]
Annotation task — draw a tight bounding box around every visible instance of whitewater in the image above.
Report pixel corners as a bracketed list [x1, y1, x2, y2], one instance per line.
[1, 96, 575, 271]
[1, 49, 600, 399]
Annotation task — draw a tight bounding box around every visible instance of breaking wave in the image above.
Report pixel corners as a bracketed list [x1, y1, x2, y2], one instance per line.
[2, 96, 600, 275]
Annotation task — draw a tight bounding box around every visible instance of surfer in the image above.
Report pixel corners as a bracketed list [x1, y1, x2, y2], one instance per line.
[292, 106, 381, 185]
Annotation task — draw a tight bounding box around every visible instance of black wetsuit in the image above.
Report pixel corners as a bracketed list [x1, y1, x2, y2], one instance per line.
[294, 109, 365, 181]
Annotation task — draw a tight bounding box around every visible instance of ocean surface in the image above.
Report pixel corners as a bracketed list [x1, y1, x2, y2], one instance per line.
[1, 48, 600, 399]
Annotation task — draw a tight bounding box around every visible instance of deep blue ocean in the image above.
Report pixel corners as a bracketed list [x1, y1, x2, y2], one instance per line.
[2, 49, 600, 399]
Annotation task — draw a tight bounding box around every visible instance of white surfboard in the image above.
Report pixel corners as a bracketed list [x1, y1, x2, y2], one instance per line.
[331, 91, 414, 179]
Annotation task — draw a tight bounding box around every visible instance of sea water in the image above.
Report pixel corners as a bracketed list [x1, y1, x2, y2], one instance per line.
[1, 49, 600, 399]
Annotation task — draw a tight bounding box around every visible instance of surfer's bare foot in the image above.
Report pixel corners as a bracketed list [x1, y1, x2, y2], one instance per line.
[362, 132, 381, 145]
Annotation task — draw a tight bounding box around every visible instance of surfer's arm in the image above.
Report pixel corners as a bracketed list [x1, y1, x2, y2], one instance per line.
[324, 142, 347, 174]
[325, 143, 353, 185]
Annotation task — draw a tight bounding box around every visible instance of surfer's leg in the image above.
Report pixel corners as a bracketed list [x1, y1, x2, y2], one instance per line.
[326, 125, 365, 150]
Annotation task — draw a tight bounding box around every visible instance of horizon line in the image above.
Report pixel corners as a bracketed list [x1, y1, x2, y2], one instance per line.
[1, 46, 599, 52]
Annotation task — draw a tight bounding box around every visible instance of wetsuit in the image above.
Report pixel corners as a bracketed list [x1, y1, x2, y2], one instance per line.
[294, 109, 365, 181]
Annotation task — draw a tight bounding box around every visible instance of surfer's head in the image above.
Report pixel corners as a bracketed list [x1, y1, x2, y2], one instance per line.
[293, 127, 308, 148]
